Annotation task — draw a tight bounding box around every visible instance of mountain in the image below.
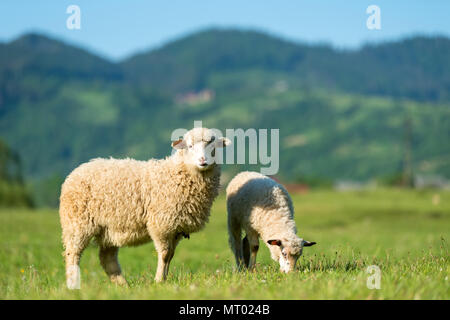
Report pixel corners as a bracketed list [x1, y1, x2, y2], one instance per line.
[121, 29, 311, 93]
[0, 29, 449, 206]
[0, 33, 123, 117]
[121, 29, 450, 101]
[0, 33, 122, 80]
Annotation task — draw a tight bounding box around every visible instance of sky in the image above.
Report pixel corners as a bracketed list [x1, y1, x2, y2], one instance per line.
[0, 0, 449, 61]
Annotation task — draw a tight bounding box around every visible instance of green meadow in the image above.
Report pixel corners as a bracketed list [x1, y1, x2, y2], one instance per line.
[0, 189, 449, 300]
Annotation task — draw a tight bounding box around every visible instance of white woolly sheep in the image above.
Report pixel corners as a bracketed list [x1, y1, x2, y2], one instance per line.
[59, 127, 231, 289]
[226, 171, 316, 273]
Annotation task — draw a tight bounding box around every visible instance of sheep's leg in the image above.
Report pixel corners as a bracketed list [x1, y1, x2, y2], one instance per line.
[154, 237, 178, 282]
[242, 235, 250, 268]
[99, 246, 128, 286]
[64, 246, 83, 290]
[246, 232, 260, 270]
[163, 245, 176, 279]
[228, 217, 245, 270]
[63, 234, 90, 290]
[230, 229, 245, 270]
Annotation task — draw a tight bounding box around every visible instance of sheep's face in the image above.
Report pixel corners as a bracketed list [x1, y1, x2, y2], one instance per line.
[172, 128, 231, 171]
[268, 238, 316, 273]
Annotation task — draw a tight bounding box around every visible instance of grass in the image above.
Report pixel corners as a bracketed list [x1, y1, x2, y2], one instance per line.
[0, 188, 449, 299]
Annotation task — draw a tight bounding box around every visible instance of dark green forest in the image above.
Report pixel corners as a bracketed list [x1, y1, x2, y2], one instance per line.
[0, 140, 32, 207]
[0, 28, 449, 207]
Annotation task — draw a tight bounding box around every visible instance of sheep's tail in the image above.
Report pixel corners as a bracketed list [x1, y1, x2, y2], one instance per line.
[242, 235, 250, 268]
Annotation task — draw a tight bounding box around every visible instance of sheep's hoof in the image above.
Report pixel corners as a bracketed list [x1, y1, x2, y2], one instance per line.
[110, 275, 128, 287]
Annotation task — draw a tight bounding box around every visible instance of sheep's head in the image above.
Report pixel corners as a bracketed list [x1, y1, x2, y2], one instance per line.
[267, 237, 316, 273]
[172, 128, 231, 171]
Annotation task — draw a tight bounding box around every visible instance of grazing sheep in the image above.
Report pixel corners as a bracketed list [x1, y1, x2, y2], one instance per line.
[59, 127, 230, 289]
[226, 171, 316, 273]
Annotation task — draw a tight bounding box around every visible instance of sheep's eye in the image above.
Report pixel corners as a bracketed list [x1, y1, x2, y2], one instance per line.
[282, 251, 287, 257]
[188, 145, 193, 149]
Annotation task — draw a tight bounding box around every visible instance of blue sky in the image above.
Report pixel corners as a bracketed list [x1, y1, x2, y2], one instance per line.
[1, 0, 449, 60]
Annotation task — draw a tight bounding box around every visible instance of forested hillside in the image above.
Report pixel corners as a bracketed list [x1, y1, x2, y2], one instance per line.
[0, 139, 32, 207]
[1, 28, 449, 206]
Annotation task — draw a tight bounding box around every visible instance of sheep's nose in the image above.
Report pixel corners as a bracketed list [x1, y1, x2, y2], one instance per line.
[199, 157, 207, 166]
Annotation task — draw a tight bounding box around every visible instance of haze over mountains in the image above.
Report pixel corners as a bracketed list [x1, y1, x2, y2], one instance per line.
[0, 28, 449, 205]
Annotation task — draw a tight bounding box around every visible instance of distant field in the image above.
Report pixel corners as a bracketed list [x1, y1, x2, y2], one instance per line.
[0, 189, 448, 299]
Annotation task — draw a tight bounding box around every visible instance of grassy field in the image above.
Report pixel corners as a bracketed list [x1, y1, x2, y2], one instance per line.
[0, 189, 449, 300]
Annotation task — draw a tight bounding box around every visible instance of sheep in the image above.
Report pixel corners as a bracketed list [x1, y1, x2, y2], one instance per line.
[59, 127, 231, 289]
[226, 171, 316, 273]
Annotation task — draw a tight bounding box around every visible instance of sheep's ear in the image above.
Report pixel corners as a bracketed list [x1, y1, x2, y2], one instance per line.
[171, 139, 186, 149]
[267, 239, 282, 246]
[302, 240, 316, 247]
[215, 137, 231, 148]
